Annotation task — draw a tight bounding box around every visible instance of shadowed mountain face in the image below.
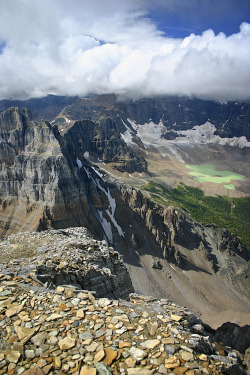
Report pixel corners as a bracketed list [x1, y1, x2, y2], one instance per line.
[0, 95, 250, 328]
[0, 95, 78, 122]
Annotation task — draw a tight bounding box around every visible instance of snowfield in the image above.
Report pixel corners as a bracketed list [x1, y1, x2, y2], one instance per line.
[120, 119, 250, 149]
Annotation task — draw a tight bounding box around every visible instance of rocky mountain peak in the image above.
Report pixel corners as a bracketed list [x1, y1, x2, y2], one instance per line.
[0, 107, 32, 132]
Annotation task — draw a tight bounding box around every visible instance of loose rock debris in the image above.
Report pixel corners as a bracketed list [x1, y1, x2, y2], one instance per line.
[0, 273, 247, 374]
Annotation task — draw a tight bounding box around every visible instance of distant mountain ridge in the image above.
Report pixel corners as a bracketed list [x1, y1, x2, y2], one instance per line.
[1, 94, 250, 140]
[0, 95, 250, 328]
[0, 94, 78, 122]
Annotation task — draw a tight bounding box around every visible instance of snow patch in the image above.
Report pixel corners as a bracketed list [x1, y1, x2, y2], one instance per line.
[92, 167, 104, 181]
[168, 122, 250, 148]
[64, 116, 71, 124]
[121, 130, 137, 147]
[76, 158, 83, 170]
[83, 166, 91, 179]
[98, 210, 113, 243]
[127, 118, 250, 150]
[128, 118, 166, 147]
[84, 166, 124, 239]
[84, 151, 90, 160]
[120, 118, 137, 147]
[106, 209, 124, 237]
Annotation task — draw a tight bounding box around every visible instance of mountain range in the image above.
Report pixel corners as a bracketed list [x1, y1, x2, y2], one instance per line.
[0, 94, 249, 330]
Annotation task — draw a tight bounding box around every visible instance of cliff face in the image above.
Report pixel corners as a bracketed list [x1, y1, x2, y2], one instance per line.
[116, 185, 250, 302]
[62, 118, 147, 173]
[0, 107, 101, 237]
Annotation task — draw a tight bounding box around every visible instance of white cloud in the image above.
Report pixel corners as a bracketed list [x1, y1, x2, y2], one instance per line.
[0, 0, 249, 100]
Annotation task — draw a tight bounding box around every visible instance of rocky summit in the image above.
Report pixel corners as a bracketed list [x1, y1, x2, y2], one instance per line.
[0, 273, 248, 375]
[0, 227, 249, 374]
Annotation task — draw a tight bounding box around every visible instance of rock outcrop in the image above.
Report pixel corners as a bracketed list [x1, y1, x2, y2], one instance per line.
[213, 322, 250, 354]
[61, 118, 147, 173]
[0, 227, 134, 300]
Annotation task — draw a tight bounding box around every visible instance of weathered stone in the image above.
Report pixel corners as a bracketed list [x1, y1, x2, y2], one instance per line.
[173, 367, 189, 375]
[171, 314, 182, 322]
[86, 342, 99, 352]
[5, 305, 23, 318]
[125, 357, 137, 368]
[80, 368, 97, 375]
[31, 333, 45, 347]
[22, 367, 45, 375]
[165, 344, 176, 355]
[149, 322, 158, 336]
[54, 357, 61, 369]
[119, 341, 131, 349]
[58, 337, 75, 350]
[0, 246, 246, 375]
[128, 347, 147, 362]
[158, 364, 168, 374]
[162, 337, 175, 345]
[141, 339, 160, 349]
[103, 348, 117, 365]
[76, 309, 85, 318]
[5, 351, 21, 363]
[25, 350, 35, 359]
[97, 298, 111, 308]
[127, 369, 154, 375]
[94, 349, 105, 362]
[11, 343, 24, 356]
[47, 313, 62, 321]
[180, 350, 194, 361]
[80, 332, 93, 341]
[14, 326, 39, 344]
[199, 354, 207, 361]
[94, 362, 112, 375]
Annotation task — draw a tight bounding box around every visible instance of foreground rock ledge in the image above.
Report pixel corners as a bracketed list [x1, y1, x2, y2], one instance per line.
[0, 274, 247, 375]
[0, 228, 134, 301]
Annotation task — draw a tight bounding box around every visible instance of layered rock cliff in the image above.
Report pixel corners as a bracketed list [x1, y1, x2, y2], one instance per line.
[0, 107, 102, 237]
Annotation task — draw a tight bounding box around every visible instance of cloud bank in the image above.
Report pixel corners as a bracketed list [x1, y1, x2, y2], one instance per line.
[0, 0, 250, 101]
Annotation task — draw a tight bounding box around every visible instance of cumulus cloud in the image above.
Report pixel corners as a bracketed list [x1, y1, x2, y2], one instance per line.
[0, 0, 249, 101]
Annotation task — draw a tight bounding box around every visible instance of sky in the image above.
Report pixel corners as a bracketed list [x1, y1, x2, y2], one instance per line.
[0, 0, 250, 101]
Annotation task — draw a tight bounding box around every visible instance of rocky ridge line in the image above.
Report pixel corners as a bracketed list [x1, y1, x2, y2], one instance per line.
[0, 227, 134, 301]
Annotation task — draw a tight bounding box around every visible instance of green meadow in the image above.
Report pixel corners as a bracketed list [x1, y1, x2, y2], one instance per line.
[143, 181, 250, 250]
[186, 164, 245, 189]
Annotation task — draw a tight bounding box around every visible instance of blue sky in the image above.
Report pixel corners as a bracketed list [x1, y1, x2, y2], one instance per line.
[149, 0, 250, 38]
[0, 0, 249, 100]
